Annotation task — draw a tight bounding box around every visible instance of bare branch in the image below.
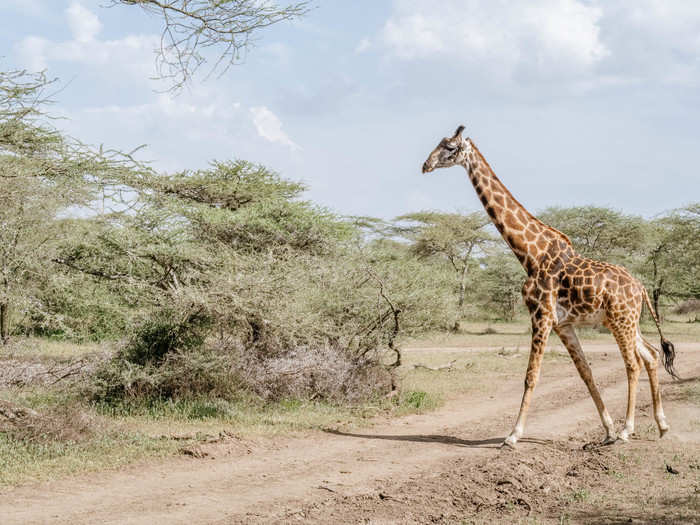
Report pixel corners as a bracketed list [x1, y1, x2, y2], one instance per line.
[114, 0, 311, 91]
[364, 267, 401, 368]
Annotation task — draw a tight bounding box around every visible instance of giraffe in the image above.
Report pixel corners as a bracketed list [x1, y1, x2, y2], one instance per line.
[422, 125, 679, 448]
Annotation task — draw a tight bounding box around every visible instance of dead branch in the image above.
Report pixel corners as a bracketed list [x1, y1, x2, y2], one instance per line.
[412, 359, 457, 371]
[364, 267, 401, 368]
[46, 358, 92, 385]
[0, 399, 39, 422]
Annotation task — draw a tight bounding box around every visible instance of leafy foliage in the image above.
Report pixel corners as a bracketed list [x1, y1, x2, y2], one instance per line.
[478, 253, 526, 321]
[395, 211, 494, 309]
[637, 205, 700, 315]
[0, 69, 143, 342]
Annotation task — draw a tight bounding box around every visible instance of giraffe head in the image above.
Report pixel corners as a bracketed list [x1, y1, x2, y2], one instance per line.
[422, 125, 468, 174]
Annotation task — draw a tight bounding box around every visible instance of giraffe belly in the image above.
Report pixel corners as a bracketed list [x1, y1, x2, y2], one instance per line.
[556, 301, 605, 327]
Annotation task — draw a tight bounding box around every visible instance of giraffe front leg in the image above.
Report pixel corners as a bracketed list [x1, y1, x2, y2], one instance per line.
[503, 313, 554, 448]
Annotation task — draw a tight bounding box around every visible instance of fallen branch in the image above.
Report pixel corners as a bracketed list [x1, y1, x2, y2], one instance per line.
[46, 358, 91, 384]
[0, 399, 39, 422]
[412, 359, 457, 371]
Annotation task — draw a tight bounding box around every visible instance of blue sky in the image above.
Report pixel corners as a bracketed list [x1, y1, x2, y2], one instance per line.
[2, 1, 699, 219]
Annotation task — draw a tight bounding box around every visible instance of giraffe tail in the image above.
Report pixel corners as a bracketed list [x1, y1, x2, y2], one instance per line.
[642, 287, 680, 380]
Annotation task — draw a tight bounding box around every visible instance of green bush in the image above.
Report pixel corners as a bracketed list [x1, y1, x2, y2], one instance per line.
[121, 310, 210, 366]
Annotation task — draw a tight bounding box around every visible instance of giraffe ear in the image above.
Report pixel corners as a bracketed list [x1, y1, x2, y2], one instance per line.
[452, 125, 465, 139]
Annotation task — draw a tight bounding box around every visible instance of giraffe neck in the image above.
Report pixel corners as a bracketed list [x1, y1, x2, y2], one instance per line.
[462, 139, 574, 275]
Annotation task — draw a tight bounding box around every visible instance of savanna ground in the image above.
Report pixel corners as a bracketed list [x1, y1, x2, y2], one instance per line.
[1, 318, 699, 524]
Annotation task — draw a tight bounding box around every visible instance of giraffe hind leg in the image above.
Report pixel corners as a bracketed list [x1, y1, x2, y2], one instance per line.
[637, 329, 670, 437]
[554, 324, 616, 444]
[608, 322, 641, 442]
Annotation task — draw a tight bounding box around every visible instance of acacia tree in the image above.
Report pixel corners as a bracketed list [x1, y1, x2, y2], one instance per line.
[479, 251, 526, 321]
[537, 206, 646, 264]
[0, 69, 140, 342]
[640, 204, 700, 316]
[395, 211, 494, 309]
[114, 0, 311, 90]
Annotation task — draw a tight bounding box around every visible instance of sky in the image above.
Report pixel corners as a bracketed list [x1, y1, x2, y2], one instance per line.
[2, 0, 699, 220]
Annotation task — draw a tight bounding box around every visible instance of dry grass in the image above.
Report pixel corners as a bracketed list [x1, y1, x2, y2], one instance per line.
[2, 338, 112, 361]
[662, 315, 700, 342]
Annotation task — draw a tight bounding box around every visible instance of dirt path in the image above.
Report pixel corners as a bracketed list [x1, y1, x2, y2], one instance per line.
[2, 343, 699, 524]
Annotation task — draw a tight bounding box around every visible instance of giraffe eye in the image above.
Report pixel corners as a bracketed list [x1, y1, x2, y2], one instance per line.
[444, 143, 457, 151]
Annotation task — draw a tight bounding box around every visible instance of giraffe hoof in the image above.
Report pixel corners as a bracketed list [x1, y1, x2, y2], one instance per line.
[659, 426, 669, 438]
[601, 435, 618, 446]
[618, 432, 630, 443]
[502, 435, 518, 449]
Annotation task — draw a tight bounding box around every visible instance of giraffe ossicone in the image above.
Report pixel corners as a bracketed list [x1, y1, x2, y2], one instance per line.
[423, 125, 679, 448]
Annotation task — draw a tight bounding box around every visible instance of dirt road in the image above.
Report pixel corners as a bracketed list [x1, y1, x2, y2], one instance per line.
[2, 343, 699, 524]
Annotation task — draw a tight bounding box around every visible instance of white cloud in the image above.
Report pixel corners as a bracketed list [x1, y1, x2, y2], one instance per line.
[380, 0, 700, 89]
[61, 87, 248, 172]
[355, 37, 372, 54]
[66, 2, 101, 42]
[14, 3, 157, 80]
[593, 0, 700, 86]
[16, 36, 48, 71]
[82, 94, 222, 124]
[381, 0, 607, 80]
[250, 106, 300, 150]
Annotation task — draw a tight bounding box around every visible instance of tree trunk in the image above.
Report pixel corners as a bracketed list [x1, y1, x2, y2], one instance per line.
[457, 265, 468, 308]
[0, 302, 8, 344]
[453, 265, 469, 333]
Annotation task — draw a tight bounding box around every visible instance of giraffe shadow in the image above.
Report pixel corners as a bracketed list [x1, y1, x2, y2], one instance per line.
[462, 330, 529, 336]
[671, 375, 699, 385]
[322, 429, 551, 448]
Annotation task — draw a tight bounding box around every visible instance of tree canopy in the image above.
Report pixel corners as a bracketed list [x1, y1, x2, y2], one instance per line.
[537, 206, 645, 264]
[395, 211, 494, 308]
